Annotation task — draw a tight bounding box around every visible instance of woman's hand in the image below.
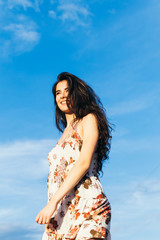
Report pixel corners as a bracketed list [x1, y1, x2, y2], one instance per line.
[35, 199, 58, 224]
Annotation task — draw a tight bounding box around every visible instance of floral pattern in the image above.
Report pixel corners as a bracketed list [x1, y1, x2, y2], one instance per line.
[42, 120, 111, 240]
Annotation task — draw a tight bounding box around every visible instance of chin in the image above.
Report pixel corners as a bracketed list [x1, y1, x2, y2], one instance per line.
[57, 103, 73, 114]
[59, 107, 71, 113]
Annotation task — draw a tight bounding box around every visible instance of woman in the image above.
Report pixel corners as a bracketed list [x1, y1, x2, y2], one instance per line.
[35, 72, 113, 240]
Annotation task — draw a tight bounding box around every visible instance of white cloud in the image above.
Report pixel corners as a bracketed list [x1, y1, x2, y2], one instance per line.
[0, 138, 56, 179]
[58, 2, 91, 27]
[108, 178, 160, 239]
[4, 22, 39, 42]
[0, 223, 43, 240]
[48, 1, 92, 31]
[7, 0, 43, 12]
[0, 1, 42, 58]
[0, 208, 22, 220]
[74, 0, 160, 65]
[108, 85, 160, 117]
[0, 139, 57, 229]
[0, 137, 57, 223]
[112, 135, 160, 154]
[7, 0, 33, 10]
[1, 15, 40, 57]
[109, 97, 149, 117]
[0, 0, 93, 58]
[0, 139, 52, 158]
[34, 0, 43, 12]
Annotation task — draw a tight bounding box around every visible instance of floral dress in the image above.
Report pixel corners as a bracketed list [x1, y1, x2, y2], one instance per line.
[42, 119, 111, 240]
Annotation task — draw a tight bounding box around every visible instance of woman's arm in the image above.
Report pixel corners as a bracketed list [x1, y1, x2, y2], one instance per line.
[35, 113, 99, 225]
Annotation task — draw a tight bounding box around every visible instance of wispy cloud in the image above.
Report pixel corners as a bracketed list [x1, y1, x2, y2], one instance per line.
[0, 208, 18, 218]
[0, 138, 56, 180]
[7, 0, 33, 10]
[0, 207, 25, 223]
[0, 1, 42, 58]
[0, 223, 42, 240]
[107, 84, 160, 117]
[1, 15, 40, 57]
[4, 20, 39, 42]
[107, 178, 160, 239]
[0, 0, 93, 58]
[0, 138, 57, 232]
[7, 0, 43, 12]
[74, 0, 160, 62]
[108, 97, 150, 117]
[0, 138, 57, 200]
[58, 2, 91, 27]
[112, 135, 160, 154]
[48, 0, 92, 31]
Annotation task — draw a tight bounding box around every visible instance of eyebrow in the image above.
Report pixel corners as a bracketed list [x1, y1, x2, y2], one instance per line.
[56, 87, 68, 93]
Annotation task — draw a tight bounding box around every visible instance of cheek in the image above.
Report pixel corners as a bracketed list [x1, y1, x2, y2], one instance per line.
[55, 95, 59, 103]
[55, 99, 60, 108]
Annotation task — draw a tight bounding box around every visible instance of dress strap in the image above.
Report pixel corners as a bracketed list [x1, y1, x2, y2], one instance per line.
[71, 119, 83, 142]
[57, 119, 83, 145]
[71, 118, 82, 131]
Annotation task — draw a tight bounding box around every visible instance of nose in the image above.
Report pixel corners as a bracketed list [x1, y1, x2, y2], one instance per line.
[61, 90, 68, 98]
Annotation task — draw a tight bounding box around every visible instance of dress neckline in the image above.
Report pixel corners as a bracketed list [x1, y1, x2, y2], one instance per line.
[56, 119, 83, 146]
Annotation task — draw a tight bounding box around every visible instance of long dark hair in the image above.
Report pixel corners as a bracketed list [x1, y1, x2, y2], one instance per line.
[52, 72, 114, 176]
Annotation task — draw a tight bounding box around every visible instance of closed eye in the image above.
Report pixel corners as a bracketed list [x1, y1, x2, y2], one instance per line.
[56, 88, 69, 95]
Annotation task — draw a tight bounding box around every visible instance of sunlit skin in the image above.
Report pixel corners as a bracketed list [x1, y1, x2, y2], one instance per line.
[55, 80, 72, 113]
[35, 80, 99, 235]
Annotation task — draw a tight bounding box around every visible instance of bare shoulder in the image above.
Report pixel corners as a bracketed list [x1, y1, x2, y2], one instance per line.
[81, 113, 99, 139]
[76, 113, 98, 141]
[82, 113, 98, 127]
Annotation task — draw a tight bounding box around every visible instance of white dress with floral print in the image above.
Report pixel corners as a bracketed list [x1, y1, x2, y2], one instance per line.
[42, 120, 111, 240]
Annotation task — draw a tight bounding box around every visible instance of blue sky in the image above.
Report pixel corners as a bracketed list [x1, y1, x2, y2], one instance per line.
[0, 0, 160, 239]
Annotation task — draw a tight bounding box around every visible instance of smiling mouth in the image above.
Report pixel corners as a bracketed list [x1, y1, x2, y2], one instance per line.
[60, 100, 69, 105]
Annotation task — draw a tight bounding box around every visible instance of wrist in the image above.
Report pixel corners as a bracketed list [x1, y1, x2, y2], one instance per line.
[50, 192, 61, 205]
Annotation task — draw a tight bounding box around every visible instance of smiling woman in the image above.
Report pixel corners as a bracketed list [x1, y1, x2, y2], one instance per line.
[35, 72, 113, 240]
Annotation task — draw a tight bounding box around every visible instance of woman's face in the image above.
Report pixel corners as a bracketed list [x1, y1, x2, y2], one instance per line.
[55, 80, 73, 113]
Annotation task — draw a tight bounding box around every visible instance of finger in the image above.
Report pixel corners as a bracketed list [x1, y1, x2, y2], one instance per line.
[35, 215, 39, 223]
[46, 217, 50, 224]
[38, 216, 43, 224]
[42, 217, 47, 225]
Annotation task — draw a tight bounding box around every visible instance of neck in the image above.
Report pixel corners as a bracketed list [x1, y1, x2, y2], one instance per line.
[65, 113, 76, 128]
